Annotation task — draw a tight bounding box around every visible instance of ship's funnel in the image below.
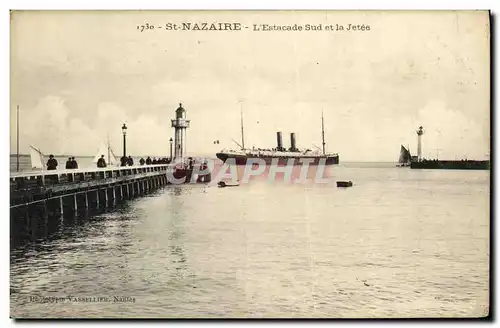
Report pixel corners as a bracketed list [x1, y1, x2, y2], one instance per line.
[290, 133, 297, 151]
[276, 132, 283, 151]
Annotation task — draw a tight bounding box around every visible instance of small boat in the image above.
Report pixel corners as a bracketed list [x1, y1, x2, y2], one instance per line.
[218, 181, 239, 188]
[336, 181, 353, 188]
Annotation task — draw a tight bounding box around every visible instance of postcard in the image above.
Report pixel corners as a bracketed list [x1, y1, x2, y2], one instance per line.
[9, 10, 490, 319]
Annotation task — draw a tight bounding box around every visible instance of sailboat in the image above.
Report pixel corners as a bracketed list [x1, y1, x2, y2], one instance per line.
[397, 145, 412, 167]
[93, 137, 118, 167]
[215, 109, 340, 165]
[29, 145, 45, 170]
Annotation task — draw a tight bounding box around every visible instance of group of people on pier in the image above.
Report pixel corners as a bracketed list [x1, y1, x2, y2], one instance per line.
[46, 155, 80, 170]
[119, 156, 135, 167]
[46, 154, 174, 170]
[65, 157, 79, 169]
[140, 156, 172, 165]
[97, 155, 171, 168]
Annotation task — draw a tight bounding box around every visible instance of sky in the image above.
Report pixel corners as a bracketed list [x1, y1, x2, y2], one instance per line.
[10, 10, 490, 161]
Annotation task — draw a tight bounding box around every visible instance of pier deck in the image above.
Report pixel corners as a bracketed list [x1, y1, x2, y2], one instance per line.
[10, 164, 173, 208]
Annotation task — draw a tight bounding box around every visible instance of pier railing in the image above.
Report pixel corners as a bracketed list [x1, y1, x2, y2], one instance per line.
[10, 162, 212, 242]
[10, 164, 176, 239]
[10, 164, 173, 195]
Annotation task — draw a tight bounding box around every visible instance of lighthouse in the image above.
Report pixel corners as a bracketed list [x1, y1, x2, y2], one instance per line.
[416, 126, 424, 162]
[171, 103, 190, 160]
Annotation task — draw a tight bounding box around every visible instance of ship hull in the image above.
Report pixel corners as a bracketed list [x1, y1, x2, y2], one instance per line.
[216, 153, 339, 165]
[410, 160, 489, 170]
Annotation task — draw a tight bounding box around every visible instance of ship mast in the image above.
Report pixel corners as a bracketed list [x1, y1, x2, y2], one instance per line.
[107, 134, 110, 164]
[240, 103, 245, 150]
[16, 105, 20, 172]
[321, 110, 326, 155]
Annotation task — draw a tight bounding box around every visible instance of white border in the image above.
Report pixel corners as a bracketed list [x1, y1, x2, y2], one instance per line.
[4, 0, 500, 10]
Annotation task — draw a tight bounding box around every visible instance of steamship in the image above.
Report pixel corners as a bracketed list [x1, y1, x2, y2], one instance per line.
[216, 112, 339, 165]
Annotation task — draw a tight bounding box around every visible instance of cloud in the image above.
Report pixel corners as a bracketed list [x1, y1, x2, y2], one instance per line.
[16, 96, 72, 155]
[14, 96, 174, 157]
[10, 11, 490, 161]
[415, 101, 489, 159]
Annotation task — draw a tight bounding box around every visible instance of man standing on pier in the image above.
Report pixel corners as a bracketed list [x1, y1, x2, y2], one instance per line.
[46, 155, 58, 170]
[120, 156, 127, 167]
[65, 157, 72, 169]
[97, 155, 107, 168]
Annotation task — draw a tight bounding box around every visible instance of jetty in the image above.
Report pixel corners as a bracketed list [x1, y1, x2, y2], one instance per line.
[10, 163, 212, 241]
[403, 126, 490, 170]
[11, 164, 168, 207]
[410, 159, 490, 170]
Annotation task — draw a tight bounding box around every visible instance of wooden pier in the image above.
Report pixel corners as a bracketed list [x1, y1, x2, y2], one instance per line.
[10, 164, 211, 241]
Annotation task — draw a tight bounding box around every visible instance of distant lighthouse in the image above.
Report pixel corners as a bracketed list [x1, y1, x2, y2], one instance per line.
[171, 103, 190, 160]
[416, 126, 424, 162]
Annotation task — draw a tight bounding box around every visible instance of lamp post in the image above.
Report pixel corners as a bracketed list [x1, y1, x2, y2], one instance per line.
[169, 137, 173, 161]
[122, 123, 127, 158]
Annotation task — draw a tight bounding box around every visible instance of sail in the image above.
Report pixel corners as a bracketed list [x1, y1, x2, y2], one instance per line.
[398, 145, 405, 163]
[398, 145, 412, 164]
[108, 146, 118, 165]
[29, 145, 45, 169]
